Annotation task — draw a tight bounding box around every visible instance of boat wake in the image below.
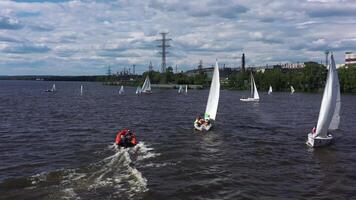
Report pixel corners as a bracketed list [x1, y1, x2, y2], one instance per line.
[1, 142, 158, 200]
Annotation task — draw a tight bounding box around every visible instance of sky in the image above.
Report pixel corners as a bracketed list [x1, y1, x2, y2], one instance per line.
[1, 0, 356, 75]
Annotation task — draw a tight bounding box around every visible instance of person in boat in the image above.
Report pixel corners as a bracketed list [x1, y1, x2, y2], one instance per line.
[195, 116, 203, 127]
[115, 129, 138, 147]
[312, 126, 316, 135]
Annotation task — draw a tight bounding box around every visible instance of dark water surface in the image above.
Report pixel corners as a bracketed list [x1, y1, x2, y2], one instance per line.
[0, 80, 355, 199]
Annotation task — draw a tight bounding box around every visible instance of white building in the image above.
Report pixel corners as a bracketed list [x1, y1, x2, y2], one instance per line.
[345, 52, 356, 66]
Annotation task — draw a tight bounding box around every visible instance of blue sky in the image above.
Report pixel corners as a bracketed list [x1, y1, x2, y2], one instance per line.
[1, 0, 356, 75]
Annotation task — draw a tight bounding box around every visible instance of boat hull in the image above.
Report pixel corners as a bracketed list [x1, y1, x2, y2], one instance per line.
[141, 91, 152, 94]
[194, 123, 212, 131]
[240, 98, 259, 102]
[306, 133, 333, 147]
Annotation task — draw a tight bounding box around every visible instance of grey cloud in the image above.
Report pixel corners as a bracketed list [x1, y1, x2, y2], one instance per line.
[307, 6, 356, 18]
[3, 44, 51, 54]
[0, 16, 23, 30]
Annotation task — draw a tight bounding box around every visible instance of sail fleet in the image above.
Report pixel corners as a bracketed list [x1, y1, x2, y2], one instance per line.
[43, 54, 341, 148]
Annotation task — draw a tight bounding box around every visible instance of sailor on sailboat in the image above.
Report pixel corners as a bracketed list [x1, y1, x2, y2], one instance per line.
[45, 84, 56, 92]
[290, 86, 295, 94]
[268, 85, 272, 95]
[306, 53, 341, 147]
[240, 73, 260, 102]
[119, 85, 124, 95]
[136, 86, 142, 94]
[194, 60, 220, 131]
[141, 76, 152, 94]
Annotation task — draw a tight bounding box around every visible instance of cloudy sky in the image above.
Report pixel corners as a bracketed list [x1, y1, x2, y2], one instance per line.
[0, 0, 356, 75]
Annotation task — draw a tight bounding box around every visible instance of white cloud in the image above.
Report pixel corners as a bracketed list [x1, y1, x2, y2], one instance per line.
[0, 0, 356, 75]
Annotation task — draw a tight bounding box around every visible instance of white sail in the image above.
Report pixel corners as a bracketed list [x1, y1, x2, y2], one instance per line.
[328, 54, 341, 130]
[204, 61, 220, 120]
[178, 85, 183, 93]
[291, 86, 295, 94]
[315, 54, 339, 137]
[141, 76, 151, 93]
[268, 85, 272, 95]
[136, 86, 141, 94]
[119, 85, 124, 94]
[252, 75, 259, 99]
[80, 85, 83, 95]
[185, 85, 188, 93]
[52, 84, 56, 92]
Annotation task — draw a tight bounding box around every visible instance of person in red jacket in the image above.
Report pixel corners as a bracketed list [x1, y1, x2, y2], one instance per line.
[115, 129, 138, 147]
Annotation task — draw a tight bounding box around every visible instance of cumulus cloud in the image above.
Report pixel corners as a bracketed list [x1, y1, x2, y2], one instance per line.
[0, 0, 355, 75]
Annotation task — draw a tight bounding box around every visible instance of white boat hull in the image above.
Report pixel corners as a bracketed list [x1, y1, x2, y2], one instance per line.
[306, 133, 333, 147]
[240, 98, 259, 102]
[194, 122, 212, 131]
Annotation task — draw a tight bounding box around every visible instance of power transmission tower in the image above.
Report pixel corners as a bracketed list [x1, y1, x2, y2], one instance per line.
[149, 61, 153, 72]
[325, 50, 329, 66]
[107, 65, 111, 76]
[157, 32, 172, 73]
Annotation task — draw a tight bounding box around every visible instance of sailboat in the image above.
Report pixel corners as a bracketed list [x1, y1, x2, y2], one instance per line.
[119, 85, 124, 95]
[136, 86, 141, 94]
[80, 85, 83, 95]
[307, 53, 341, 147]
[268, 85, 272, 95]
[141, 76, 152, 94]
[240, 73, 259, 102]
[45, 84, 56, 92]
[185, 85, 188, 94]
[178, 85, 183, 93]
[290, 86, 295, 94]
[194, 61, 220, 131]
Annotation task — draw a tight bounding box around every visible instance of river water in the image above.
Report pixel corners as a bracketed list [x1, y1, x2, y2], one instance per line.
[0, 80, 355, 199]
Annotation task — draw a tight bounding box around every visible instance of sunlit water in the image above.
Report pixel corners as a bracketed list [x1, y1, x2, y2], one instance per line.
[0, 80, 355, 199]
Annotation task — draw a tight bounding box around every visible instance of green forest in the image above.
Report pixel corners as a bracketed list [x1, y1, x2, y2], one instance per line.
[139, 63, 356, 93]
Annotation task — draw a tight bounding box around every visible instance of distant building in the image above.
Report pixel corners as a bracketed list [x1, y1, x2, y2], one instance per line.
[281, 62, 305, 69]
[345, 52, 356, 67]
[185, 66, 237, 79]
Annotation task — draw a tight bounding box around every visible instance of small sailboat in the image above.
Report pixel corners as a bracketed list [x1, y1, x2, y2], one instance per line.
[240, 73, 259, 102]
[119, 85, 124, 95]
[307, 53, 341, 147]
[185, 85, 188, 94]
[178, 85, 183, 93]
[136, 86, 141, 94]
[268, 85, 272, 95]
[45, 84, 56, 92]
[194, 60, 220, 131]
[141, 76, 152, 94]
[290, 86, 295, 94]
[80, 85, 83, 95]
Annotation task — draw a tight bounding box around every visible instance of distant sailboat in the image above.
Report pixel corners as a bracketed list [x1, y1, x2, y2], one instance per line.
[268, 85, 272, 95]
[240, 73, 259, 102]
[185, 85, 188, 94]
[290, 86, 295, 94]
[307, 53, 341, 147]
[45, 84, 56, 92]
[136, 86, 141, 94]
[178, 85, 183, 93]
[80, 85, 83, 95]
[194, 60, 220, 131]
[119, 85, 124, 95]
[141, 76, 152, 94]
